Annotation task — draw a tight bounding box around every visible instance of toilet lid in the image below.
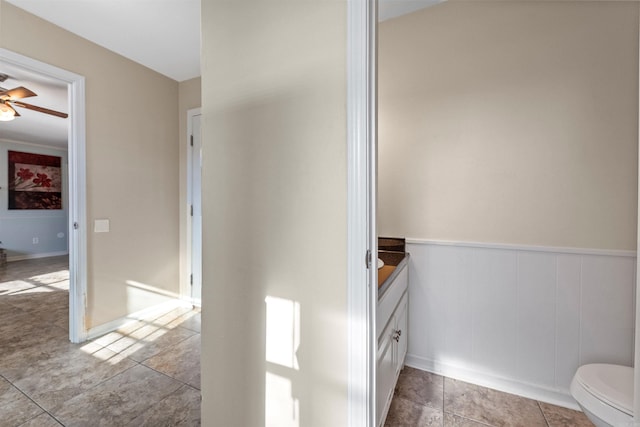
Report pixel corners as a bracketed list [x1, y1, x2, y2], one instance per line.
[575, 364, 634, 416]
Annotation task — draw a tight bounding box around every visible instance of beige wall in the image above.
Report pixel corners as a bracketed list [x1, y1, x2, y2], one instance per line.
[0, 1, 181, 327]
[201, 2, 348, 425]
[379, 1, 639, 250]
[178, 77, 201, 298]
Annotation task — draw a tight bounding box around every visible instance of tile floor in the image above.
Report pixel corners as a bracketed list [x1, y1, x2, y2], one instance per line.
[0, 256, 201, 426]
[1, 256, 595, 427]
[384, 367, 594, 427]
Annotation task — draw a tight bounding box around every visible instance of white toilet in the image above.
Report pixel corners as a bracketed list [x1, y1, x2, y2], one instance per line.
[570, 364, 633, 427]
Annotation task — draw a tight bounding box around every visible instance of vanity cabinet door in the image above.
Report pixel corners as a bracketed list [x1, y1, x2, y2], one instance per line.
[376, 261, 410, 427]
[376, 319, 396, 427]
[394, 293, 408, 375]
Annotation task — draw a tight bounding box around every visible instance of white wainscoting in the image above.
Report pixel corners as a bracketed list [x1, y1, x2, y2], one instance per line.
[404, 239, 636, 409]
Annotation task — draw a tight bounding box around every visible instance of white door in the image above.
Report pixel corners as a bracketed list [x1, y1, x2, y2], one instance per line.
[190, 112, 202, 304]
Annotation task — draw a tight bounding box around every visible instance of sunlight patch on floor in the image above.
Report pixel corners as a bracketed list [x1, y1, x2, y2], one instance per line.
[80, 340, 135, 365]
[12, 286, 58, 294]
[0, 280, 36, 294]
[29, 269, 70, 285]
[91, 307, 199, 360]
[161, 309, 198, 329]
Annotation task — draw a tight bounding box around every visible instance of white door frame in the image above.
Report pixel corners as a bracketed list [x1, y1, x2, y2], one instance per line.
[187, 108, 202, 306]
[347, 0, 377, 425]
[0, 48, 87, 344]
[634, 11, 640, 420]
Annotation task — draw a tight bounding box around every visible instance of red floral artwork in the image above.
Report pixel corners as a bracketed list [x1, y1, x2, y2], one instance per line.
[8, 151, 62, 210]
[32, 173, 52, 188]
[16, 168, 34, 181]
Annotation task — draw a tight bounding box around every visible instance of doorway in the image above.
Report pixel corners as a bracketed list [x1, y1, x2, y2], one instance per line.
[0, 48, 87, 343]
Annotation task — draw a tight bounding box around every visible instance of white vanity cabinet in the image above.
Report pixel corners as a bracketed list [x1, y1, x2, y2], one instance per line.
[376, 263, 409, 427]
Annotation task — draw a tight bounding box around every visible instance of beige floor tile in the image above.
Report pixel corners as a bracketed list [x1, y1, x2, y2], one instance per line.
[10, 345, 137, 411]
[0, 376, 43, 426]
[539, 401, 594, 427]
[4, 287, 67, 313]
[0, 323, 69, 366]
[394, 366, 444, 410]
[0, 311, 63, 339]
[143, 334, 201, 389]
[23, 298, 69, 331]
[444, 378, 547, 427]
[0, 334, 98, 381]
[0, 303, 32, 334]
[52, 364, 184, 427]
[126, 384, 201, 426]
[18, 412, 63, 427]
[385, 396, 444, 426]
[444, 412, 492, 426]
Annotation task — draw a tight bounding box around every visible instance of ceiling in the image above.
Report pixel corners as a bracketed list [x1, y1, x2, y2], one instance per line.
[5, 0, 440, 83]
[0, 62, 69, 149]
[5, 0, 202, 82]
[1, 0, 442, 149]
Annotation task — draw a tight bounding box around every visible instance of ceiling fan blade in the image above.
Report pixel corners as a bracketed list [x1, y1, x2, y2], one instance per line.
[11, 100, 68, 118]
[5, 103, 20, 117]
[0, 86, 37, 100]
[0, 100, 20, 120]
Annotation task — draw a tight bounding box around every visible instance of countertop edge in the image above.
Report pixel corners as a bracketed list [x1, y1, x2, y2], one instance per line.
[378, 252, 410, 300]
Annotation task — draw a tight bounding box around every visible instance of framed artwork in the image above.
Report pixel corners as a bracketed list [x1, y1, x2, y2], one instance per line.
[8, 150, 62, 210]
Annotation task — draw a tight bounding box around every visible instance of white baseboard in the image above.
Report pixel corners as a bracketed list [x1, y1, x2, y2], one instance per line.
[7, 251, 69, 262]
[86, 299, 194, 341]
[405, 354, 581, 411]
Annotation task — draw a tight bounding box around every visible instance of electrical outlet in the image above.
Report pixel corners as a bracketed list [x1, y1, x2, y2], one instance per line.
[32, 237, 39, 244]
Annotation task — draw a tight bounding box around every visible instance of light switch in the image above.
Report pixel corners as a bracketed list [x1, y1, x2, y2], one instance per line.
[94, 219, 110, 233]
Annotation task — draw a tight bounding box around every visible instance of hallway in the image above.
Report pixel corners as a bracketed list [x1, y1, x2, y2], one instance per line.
[0, 256, 201, 426]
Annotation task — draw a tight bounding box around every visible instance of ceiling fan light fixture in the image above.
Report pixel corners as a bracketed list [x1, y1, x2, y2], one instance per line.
[0, 103, 15, 121]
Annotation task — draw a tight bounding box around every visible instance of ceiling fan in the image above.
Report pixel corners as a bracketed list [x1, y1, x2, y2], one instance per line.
[0, 83, 68, 122]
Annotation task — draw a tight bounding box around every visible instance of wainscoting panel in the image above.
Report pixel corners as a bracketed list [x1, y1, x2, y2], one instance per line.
[404, 240, 636, 408]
